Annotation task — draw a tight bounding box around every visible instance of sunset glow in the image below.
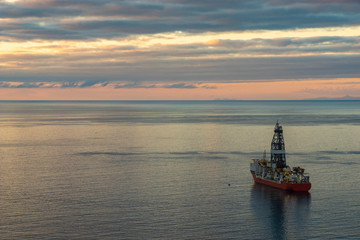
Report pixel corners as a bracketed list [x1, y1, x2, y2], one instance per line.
[1, 78, 359, 100]
[1, 0, 360, 100]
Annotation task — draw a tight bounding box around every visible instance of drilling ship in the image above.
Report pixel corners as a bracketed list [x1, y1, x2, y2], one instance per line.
[250, 122, 311, 192]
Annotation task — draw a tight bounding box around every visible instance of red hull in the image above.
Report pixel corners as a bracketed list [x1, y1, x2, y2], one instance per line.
[251, 172, 311, 192]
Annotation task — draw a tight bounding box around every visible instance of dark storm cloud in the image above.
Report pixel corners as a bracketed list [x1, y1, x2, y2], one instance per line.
[1, 0, 359, 40]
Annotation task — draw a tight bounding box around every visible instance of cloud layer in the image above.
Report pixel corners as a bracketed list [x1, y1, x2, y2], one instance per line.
[1, 0, 360, 98]
[1, 0, 360, 40]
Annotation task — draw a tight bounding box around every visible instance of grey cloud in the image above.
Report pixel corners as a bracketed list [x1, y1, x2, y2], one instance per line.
[0, 21, 83, 40]
[15, 82, 46, 88]
[2, 54, 360, 83]
[206, 37, 360, 53]
[113, 83, 215, 89]
[1, 34, 359, 83]
[62, 20, 170, 35]
[82, 55, 360, 81]
[1, 0, 359, 40]
[60, 82, 80, 88]
[0, 80, 215, 89]
[0, 82, 48, 88]
[0, 5, 80, 18]
[60, 80, 109, 88]
[114, 83, 157, 89]
[79, 80, 109, 88]
[1, 1, 359, 84]
[0, 80, 108, 88]
[164, 83, 197, 89]
[0, 82, 12, 88]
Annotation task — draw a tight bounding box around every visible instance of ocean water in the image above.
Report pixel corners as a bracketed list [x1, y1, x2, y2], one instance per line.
[0, 100, 359, 239]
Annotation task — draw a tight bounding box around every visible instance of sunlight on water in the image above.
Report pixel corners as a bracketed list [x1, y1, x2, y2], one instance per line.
[0, 101, 359, 239]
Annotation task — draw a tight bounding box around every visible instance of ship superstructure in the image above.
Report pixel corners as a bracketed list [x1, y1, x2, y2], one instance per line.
[271, 122, 286, 168]
[250, 122, 311, 192]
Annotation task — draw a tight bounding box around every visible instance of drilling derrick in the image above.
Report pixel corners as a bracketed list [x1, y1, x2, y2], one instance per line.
[271, 121, 287, 168]
[250, 121, 311, 191]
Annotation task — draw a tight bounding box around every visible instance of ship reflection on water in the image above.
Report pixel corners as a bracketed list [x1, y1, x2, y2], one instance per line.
[250, 183, 311, 240]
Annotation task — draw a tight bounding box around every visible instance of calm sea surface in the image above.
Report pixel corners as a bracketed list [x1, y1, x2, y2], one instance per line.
[0, 101, 359, 239]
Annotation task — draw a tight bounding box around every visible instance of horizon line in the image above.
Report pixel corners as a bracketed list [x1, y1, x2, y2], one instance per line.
[1, 99, 360, 102]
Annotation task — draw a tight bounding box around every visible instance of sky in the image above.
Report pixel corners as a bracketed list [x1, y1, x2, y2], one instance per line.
[1, 0, 360, 100]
